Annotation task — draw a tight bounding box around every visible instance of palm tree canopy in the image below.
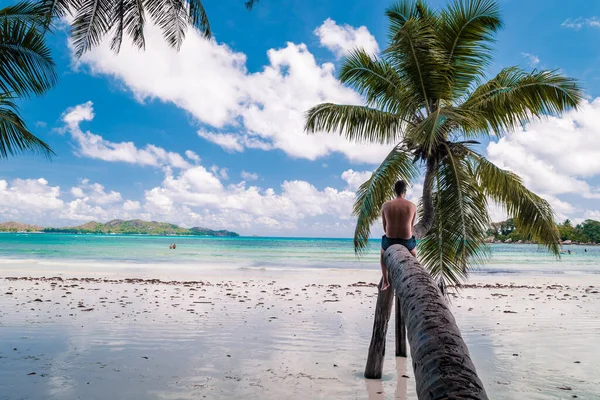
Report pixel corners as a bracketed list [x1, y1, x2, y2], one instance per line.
[0, 2, 56, 159]
[305, 0, 584, 289]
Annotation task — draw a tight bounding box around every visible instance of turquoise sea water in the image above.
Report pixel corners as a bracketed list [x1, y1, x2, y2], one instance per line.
[1, 233, 599, 275]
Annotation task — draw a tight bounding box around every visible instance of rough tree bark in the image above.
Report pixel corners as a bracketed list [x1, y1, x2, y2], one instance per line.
[413, 157, 436, 240]
[364, 278, 395, 379]
[381, 245, 488, 400]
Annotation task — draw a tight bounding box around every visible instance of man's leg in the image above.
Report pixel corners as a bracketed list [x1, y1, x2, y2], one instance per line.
[410, 248, 417, 258]
[380, 248, 390, 291]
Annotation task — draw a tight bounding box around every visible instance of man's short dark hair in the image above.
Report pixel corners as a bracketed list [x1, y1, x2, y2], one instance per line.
[394, 180, 407, 196]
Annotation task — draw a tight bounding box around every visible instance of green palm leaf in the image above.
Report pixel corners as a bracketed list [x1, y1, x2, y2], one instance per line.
[339, 49, 422, 116]
[439, 0, 502, 99]
[418, 149, 489, 292]
[461, 67, 583, 136]
[0, 16, 57, 97]
[473, 155, 560, 255]
[0, 94, 54, 159]
[305, 103, 409, 145]
[353, 145, 419, 253]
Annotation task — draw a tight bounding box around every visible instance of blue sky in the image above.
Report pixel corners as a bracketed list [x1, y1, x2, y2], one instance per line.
[2, 0, 600, 236]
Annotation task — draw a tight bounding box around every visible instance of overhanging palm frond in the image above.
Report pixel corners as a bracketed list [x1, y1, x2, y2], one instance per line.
[0, 95, 54, 159]
[439, 0, 502, 99]
[473, 155, 560, 255]
[418, 148, 489, 292]
[0, 17, 57, 97]
[71, 0, 114, 58]
[0, 1, 53, 29]
[339, 49, 422, 116]
[110, 0, 145, 52]
[305, 103, 409, 145]
[353, 145, 419, 253]
[460, 67, 584, 136]
[69, 0, 211, 56]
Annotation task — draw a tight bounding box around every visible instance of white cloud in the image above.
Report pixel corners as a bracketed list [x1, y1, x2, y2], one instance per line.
[185, 150, 201, 163]
[123, 200, 141, 211]
[486, 99, 600, 200]
[314, 18, 379, 58]
[75, 23, 390, 164]
[70, 180, 122, 205]
[521, 52, 540, 67]
[0, 178, 63, 219]
[62, 101, 192, 169]
[562, 17, 600, 30]
[241, 171, 259, 181]
[341, 169, 372, 191]
[197, 130, 243, 152]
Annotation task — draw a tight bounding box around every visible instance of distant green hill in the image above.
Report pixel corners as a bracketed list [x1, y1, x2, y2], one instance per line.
[0, 221, 44, 232]
[1, 219, 239, 237]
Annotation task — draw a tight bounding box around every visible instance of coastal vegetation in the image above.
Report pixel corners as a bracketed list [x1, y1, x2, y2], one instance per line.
[0, 1, 57, 159]
[490, 218, 600, 244]
[305, 0, 583, 291]
[0, 219, 239, 236]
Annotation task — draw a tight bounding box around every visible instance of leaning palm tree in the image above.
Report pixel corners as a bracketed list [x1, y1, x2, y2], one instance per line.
[0, 1, 57, 159]
[305, 0, 583, 292]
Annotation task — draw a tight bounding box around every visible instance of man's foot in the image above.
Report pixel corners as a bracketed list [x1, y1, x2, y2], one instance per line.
[381, 281, 390, 291]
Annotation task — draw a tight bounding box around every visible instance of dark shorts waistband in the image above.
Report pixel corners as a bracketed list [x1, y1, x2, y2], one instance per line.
[382, 235, 416, 251]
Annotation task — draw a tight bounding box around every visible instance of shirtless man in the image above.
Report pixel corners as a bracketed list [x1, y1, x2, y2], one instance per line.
[380, 180, 417, 291]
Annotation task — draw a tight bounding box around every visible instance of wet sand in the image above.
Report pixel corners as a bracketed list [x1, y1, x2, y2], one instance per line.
[1, 272, 600, 399]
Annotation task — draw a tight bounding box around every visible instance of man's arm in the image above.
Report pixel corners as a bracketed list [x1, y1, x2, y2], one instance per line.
[411, 203, 416, 233]
[381, 205, 387, 235]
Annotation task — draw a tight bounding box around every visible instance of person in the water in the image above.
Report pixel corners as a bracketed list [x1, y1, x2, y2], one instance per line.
[380, 180, 417, 291]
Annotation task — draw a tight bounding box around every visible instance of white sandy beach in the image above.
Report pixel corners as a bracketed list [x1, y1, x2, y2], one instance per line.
[1, 264, 599, 400]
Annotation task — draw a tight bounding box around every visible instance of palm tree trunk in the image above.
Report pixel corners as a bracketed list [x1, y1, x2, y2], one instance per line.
[371, 244, 488, 399]
[413, 157, 436, 239]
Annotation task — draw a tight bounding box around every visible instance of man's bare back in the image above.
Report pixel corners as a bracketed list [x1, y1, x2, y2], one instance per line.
[382, 198, 416, 240]
[379, 181, 417, 291]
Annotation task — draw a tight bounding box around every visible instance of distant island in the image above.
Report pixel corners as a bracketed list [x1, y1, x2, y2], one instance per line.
[0, 219, 239, 237]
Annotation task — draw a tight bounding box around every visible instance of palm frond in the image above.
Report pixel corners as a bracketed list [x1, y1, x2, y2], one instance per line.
[144, 0, 195, 51]
[0, 1, 53, 29]
[305, 103, 409, 145]
[0, 94, 54, 159]
[353, 145, 419, 253]
[339, 48, 423, 116]
[0, 18, 57, 97]
[439, 0, 502, 99]
[384, 6, 448, 112]
[40, 0, 79, 20]
[188, 0, 210, 39]
[460, 67, 583, 136]
[473, 155, 560, 255]
[110, 0, 145, 52]
[71, 0, 115, 58]
[418, 148, 490, 292]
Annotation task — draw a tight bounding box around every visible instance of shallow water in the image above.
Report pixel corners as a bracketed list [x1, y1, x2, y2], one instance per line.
[1, 233, 599, 275]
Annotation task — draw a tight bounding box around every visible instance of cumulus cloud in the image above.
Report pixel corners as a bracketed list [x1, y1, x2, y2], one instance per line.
[486, 99, 600, 200]
[341, 169, 372, 191]
[62, 101, 192, 169]
[70, 180, 122, 205]
[75, 23, 390, 164]
[314, 18, 379, 58]
[486, 98, 600, 221]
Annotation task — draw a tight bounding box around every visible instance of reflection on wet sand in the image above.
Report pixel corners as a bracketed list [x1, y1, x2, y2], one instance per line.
[365, 357, 408, 400]
[1, 273, 599, 399]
